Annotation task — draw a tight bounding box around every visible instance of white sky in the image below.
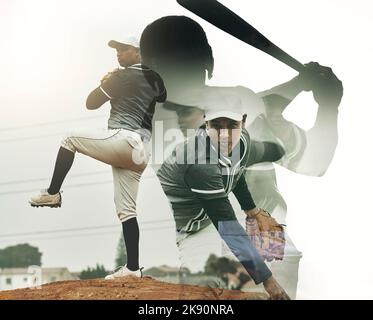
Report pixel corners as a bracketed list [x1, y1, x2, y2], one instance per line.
[0, 0, 373, 299]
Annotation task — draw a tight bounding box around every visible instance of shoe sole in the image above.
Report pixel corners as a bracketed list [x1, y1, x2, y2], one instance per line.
[30, 203, 61, 208]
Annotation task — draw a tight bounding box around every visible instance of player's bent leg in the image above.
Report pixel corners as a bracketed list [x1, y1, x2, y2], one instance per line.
[30, 128, 148, 208]
[62, 128, 148, 171]
[112, 167, 142, 219]
[29, 146, 73, 208]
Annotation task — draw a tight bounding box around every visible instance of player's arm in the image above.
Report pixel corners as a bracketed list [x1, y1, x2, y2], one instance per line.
[184, 165, 272, 285]
[254, 64, 310, 112]
[288, 63, 342, 175]
[232, 174, 257, 214]
[259, 62, 343, 106]
[86, 70, 129, 110]
[86, 87, 110, 110]
[246, 139, 285, 167]
[255, 63, 342, 176]
[256, 62, 334, 104]
[200, 198, 272, 285]
[257, 80, 301, 111]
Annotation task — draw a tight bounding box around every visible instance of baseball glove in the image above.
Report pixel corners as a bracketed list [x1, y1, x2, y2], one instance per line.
[100, 68, 120, 84]
[245, 209, 285, 262]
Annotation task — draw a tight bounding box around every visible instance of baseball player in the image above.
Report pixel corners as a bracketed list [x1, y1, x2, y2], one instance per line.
[157, 101, 289, 300]
[139, 15, 342, 298]
[29, 36, 167, 279]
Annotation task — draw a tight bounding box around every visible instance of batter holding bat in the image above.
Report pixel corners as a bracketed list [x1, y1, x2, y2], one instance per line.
[140, 0, 342, 299]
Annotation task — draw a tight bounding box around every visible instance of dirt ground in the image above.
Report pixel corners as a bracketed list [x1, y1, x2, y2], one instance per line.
[0, 276, 268, 300]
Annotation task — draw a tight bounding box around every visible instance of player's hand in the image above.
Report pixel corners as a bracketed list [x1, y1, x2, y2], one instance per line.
[263, 276, 291, 300]
[245, 208, 285, 262]
[244, 207, 261, 218]
[100, 68, 120, 84]
[297, 62, 343, 107]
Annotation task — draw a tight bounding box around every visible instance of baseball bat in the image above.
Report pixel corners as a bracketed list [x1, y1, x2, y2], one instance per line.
[177, 0, 306, 73]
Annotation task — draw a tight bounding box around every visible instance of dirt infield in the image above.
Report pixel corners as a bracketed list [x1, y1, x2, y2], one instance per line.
[0, 276, 268, 300]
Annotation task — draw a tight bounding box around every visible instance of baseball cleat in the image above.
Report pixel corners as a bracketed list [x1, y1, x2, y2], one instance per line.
[29, 189, 62, 208]
[105, 265, 143, 280]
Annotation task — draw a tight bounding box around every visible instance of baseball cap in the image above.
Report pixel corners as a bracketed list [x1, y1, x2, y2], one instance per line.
[204, 94, 245, 121]
[205, 110, 243, 121]
[108, 36, 140, 49]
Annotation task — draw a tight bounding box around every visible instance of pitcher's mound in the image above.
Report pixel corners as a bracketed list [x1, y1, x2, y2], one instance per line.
[0, 276, 268, 300]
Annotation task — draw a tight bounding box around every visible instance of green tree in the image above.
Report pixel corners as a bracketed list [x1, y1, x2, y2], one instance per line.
[79, 263, 109, 279]
[0, 243, 42, 268]
[115, 235, 127, 268]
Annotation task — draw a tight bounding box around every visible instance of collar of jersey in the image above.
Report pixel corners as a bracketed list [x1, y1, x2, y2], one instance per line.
[127, 64, 151, 71]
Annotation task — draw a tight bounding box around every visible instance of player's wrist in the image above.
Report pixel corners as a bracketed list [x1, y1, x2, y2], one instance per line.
[245, 207, 260, 218]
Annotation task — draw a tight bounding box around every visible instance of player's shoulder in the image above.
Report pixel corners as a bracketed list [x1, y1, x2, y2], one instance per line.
[127, 64, 161, 76]
[121, 64, 148, 76]
[113, 67, 132, 81]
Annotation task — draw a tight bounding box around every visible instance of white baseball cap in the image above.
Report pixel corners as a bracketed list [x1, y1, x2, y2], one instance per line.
[204, 93, 246, 121]
[108, 36, 140, 49]
[205, 110, 244, 121]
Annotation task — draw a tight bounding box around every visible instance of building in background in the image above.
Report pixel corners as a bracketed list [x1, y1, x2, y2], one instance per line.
[0, 267, 78, 291]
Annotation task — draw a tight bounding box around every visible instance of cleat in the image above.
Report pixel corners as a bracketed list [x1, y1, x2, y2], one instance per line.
[105, 265, 143, 280]
[29, 189, 62, 208]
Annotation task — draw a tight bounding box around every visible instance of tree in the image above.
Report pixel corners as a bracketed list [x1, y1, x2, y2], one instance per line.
[115, 234, 127, 268]
[79, 263, 109, 279]
[204, 254, 239, 277]
[0, 243, 42, 268]
[204, 254, 219, 276]
[204, 254, 252, 289]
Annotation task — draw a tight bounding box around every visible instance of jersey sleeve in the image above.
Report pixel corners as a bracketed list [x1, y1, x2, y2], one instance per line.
[184, 164, 227, 200]
[100, 70, 131, 99]
[232, 174, 256, 211]
[246, 140, 285, 167]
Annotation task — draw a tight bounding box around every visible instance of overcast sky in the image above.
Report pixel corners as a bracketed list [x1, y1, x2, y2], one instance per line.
[1, 0, 373, 299]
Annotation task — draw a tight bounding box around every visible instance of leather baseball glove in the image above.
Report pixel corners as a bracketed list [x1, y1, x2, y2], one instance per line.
[245, 208, 285, 262]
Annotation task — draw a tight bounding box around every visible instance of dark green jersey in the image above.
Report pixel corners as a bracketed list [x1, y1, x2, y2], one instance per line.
[158, 126, 284, 285]
[157, 127, 283, 233]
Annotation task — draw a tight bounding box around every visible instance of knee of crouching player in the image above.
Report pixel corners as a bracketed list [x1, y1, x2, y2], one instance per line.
[60, 132, 77, 153]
